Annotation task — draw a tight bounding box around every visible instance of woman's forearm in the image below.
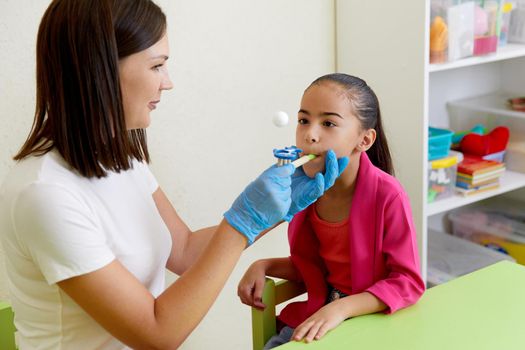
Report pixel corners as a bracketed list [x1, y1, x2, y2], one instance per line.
[154, 220, 247, 347]
[170, 225, 218, 274]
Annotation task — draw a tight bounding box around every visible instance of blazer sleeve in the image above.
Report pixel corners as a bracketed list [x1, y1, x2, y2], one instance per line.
[365, 191, 426, 313]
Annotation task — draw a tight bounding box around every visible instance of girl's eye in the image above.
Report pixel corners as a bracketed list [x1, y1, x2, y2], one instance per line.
[298, 118, 309, 125]
[323, 121, 336, 127]
[152, 64, 164, 71]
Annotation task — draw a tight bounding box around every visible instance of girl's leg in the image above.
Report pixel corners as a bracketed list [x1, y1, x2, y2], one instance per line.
[263, 326, 295, 350]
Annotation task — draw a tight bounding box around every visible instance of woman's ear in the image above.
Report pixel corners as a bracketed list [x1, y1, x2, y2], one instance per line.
[357, 128, 376, 152]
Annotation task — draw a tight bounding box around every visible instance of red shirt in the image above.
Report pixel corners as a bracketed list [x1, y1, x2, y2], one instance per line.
[310, 203, 352, 294]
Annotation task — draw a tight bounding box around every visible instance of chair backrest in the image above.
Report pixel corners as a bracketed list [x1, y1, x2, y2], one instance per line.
[251, 278, 305, 350]
[0, 300, 17, 350]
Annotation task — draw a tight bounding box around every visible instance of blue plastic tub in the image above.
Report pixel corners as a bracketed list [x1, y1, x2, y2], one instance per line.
[429, 127, 453, 161]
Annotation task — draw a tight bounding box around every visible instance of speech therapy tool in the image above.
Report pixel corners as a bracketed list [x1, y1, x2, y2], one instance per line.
[271, 111, 316, 167]
[273, 146, 316, 168]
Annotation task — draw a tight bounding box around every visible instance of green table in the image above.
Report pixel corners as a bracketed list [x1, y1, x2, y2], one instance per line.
[279, 261, 525, 349]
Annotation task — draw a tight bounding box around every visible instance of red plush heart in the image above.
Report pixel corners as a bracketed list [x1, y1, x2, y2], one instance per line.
[460, 126, 510, 156]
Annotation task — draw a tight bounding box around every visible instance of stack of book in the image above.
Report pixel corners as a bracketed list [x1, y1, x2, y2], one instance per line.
[456, 155, 505, 196]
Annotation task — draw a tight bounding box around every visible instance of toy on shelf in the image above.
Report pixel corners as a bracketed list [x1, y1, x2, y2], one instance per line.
[452, 124, 486, 146]
[459, 125, 510, 157]
[430, 15, 448, 63]
[499, 2, 514, 46]
[508, 97, 525, 112]
[473, 1, 502, 56]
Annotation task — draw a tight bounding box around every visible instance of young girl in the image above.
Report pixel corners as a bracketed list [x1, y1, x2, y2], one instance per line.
[238, 73, 426, 348]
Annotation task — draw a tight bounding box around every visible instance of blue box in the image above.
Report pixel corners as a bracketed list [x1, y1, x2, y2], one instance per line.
[429, 127, 453, 160]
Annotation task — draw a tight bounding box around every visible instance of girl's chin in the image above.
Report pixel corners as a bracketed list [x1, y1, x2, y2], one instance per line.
[302, 161, 325, 178]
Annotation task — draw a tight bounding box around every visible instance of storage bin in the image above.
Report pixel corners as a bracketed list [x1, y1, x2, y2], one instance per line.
[429, 127, 453, 160]
[430, 0, 449, 63]
[427, 229, 514, 286]
[473, 0, 503, 55]
[505, 141, 525, 172]
[499, 2, 514, 45]
[428, 151, 463, 203]
[449, 206, 525, 264]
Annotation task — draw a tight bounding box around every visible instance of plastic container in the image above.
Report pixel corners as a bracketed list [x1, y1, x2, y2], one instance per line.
[449, 206, 525, 264]
[473, 0, 503, 56]
[499, 2, 514, 45]
[427, 229, 515, 286]
[430, 0, 450, 63]
[509, 6, 525, 43]
[428, 151, 463, 203]
[506, 141, 525, 172]
[429, 127, 454, 160]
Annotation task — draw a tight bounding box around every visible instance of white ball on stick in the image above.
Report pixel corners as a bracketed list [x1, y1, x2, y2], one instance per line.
[272, 111, 289, 127]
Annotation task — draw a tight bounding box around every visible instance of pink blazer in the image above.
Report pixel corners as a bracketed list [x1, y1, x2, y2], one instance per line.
[278, 152, 425, 328]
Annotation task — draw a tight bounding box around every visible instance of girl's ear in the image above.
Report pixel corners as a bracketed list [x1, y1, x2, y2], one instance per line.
[357, 128, 376, 152]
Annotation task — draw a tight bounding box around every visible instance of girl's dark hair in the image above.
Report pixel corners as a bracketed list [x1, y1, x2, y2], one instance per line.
[309, 73, 394, 175]
[14, 0, 166, 178]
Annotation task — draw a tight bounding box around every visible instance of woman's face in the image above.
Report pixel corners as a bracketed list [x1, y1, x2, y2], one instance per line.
[296, 81, 366, 177]
[119, 34, 173, 130]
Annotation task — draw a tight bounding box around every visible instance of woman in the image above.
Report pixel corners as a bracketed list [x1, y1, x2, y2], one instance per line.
[0, 0, 347, 349]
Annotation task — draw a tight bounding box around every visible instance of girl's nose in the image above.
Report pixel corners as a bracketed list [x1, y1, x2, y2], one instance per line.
[305, 130, 319, 143]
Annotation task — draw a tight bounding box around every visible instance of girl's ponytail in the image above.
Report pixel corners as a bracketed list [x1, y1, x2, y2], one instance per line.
[366, 106, 393, 175]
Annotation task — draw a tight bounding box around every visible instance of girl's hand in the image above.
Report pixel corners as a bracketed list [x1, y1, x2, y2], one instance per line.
[291, 300, 347, 343]
[237, 261, 267, 310]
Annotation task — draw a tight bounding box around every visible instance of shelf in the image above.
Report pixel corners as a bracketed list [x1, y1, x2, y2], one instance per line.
[427, 170, 525, 216]
[429, 44, 525, 73]
[447, 92, 525, 120]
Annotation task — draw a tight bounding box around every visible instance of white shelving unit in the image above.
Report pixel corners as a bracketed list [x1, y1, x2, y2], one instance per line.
[429, 43, 525, 72]
[427, 170, 525, 216]
[448, 93, 525, 120]
[336, 0, 525, 282]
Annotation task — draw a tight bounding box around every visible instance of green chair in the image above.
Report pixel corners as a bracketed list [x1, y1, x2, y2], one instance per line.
[251, 278, 305, 350]
[0, 300, 17, 350]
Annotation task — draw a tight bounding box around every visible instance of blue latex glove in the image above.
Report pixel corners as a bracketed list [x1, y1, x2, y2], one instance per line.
[224, 164, 294, 245]
[283, 149, 349, 222]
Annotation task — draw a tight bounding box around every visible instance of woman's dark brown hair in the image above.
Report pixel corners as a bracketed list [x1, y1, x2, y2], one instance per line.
[309, 73, 394, 175]
[14, 0, 166, 178]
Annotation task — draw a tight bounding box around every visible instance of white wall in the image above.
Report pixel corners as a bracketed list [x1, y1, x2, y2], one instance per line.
[0, 1, 335, 349]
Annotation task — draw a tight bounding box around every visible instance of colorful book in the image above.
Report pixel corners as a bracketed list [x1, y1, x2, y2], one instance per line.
[457, 155, 504, 176]
[456, 182, 500, 196]
[456, 177, 499, 189]
[456, 167, 506, 183]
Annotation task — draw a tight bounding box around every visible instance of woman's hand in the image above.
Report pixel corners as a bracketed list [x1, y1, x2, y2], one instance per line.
[291, 300, 347, 343]
[237, 261, 267, 310]
[284, 150, 349, 221]
[224, 164, 293, 245]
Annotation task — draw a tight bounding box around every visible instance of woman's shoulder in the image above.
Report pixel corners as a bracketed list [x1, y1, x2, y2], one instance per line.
[1, 150, 88, 207]
[5, 150, 80, 187]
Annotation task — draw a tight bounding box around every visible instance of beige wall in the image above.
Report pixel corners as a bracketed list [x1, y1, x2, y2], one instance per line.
[0, 1, 335, 348]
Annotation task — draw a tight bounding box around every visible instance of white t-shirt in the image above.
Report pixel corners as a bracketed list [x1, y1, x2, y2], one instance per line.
[0, 150, 172, 349]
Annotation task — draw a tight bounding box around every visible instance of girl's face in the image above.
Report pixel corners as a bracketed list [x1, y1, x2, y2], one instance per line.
[119, 34, 173, 130]
[296, 81, 369, 177]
